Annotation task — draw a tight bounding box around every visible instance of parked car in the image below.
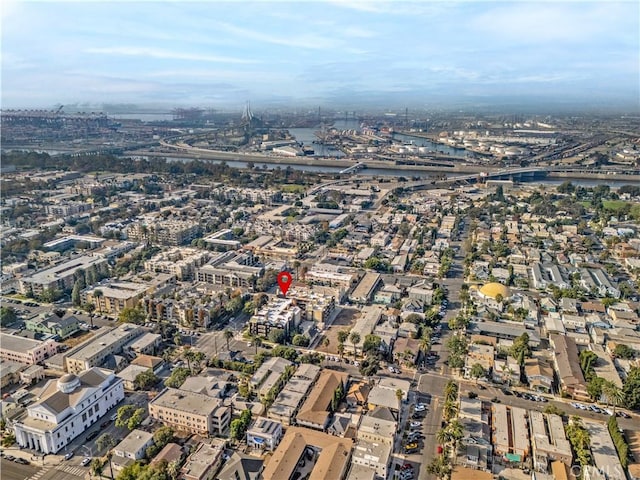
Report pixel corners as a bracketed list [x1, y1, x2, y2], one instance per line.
[64, 452, 74, 461]
[410, 421, 422, 428]
[14, 458, 30, 465]
[87, 431, 99, 441]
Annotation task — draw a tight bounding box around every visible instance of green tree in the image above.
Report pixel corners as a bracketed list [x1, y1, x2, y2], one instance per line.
[126, 408, 146, 430]
[292, 334, 310, 347]
[510, 333, 531, 366]
[0, 306, 17, 326]
[469, 363, 486, 384]
[349, 331, 361, 358]
[223, 329, 234, 351]
[115, 405, 136, 428]
[152, 426, 175, 448]
[134, 370, 159, 390]
[337, 330, 349, 345]
[602, 380, 624, 413]
[118, 306, 146, 324]
[91, 458, 105, 477]
[96, 433, 117, 453]
[164, 367, 189, 388]
[362, 334, 382, 355]
[425, 455, 452, 480]
[268, 328, 286, 344]
[71, 280, 82, 306]
[587, 376, 606, 401]
[614, 344, 635, 360]
[39, 288, 62, 303]
[623, 366, 640, 409]
[1, 431, 15, 447]
[183, 348, 196, 373]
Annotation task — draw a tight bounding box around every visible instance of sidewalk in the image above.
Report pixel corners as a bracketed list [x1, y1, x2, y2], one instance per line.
[1, 445, 63, 467]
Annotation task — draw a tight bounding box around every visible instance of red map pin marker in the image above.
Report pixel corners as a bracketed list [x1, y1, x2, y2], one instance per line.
[277, 271, 292, 296]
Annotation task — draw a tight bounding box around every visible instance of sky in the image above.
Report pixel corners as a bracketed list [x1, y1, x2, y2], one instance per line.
[1, 0, 639, 110]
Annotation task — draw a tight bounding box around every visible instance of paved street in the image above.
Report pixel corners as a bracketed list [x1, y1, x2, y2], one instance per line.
[1, 458, 40, 480]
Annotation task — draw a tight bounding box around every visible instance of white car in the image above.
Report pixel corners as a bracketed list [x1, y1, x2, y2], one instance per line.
[410, 421, 422, 428]
[81, 457, 91, 467]
[414, 405, 426, 412]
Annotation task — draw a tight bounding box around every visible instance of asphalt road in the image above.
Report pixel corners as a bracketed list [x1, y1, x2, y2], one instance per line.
[0, 458, 40, 480]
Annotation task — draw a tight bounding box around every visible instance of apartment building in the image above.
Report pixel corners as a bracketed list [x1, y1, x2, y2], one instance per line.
[492, 403, 530, 463]
[549, 334, 589, 401]
[250, 357, 293, 400]
[127, 220, 200, 246]
[296, 370, 349, 431]
[262, 426, 353, 480]
[246, 417, 283, 451]
[248, 298, 301, 338]
[64, 325, 143, 374]
[349, 272, 381, 304]
[268, 364, 320, 426]
[149, 388, 231, 436]
[19, 255, 107, 296]
[529, 411, 572, 472]
[25, 314, 80, 340]
[0, 333, 58, 365]
[180, 440, 225, 480]
[82, 281, 148, 317]
[144, 247, 210, 280]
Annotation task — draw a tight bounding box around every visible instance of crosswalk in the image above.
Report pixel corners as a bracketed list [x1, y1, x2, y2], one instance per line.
[56, 464, 88, 477]
[25, 464, 87, 480]
[25, 467, 48, 480]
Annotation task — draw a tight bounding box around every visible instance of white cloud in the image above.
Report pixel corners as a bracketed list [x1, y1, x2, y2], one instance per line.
[212, 20, 339, 50]
[84, 47, 258, 64]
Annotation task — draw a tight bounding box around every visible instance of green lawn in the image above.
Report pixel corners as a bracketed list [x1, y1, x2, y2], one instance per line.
[602, 200, 629, 213]
[280, 184, 306, 194]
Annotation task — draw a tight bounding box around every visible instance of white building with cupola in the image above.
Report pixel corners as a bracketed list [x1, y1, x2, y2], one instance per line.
[13, 368, 124, 453]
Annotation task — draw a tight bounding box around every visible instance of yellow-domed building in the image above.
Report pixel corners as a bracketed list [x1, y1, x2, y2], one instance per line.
[478, 282, 510, 301]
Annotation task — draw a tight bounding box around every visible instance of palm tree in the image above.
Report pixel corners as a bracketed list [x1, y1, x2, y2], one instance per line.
[224, 329, 234, 351]
[602, 381, 624, 414]
[337, 330, 349, 345]
[349, 332, 361, 358]
[90, 458, 104, 478]
[436, 428, 452, 445]
[337, 343, 345, 359]
[420, 336, 432, 356]
[192, 351, 205, 371]
[106, 451, 114, 480]
[447, 419, 464, 445]
[254, 336, 263, 354]
[444, 381, 458, 401]
[183, 348, 196, 373]
[322, 337, 330, 349]
[443, 401, 458, 421]
[470, 363, 486, 384]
